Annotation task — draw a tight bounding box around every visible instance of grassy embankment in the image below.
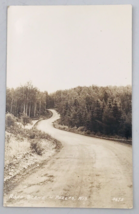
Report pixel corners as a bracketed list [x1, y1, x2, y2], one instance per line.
[4, 112, 62, 194]
[53, 119, 132, 145]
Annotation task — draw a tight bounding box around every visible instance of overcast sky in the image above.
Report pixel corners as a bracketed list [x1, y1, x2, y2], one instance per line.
[7, 5, 132, 93]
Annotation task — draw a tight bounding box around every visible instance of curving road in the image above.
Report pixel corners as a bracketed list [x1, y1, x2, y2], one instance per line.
[5, 109, 133, 208]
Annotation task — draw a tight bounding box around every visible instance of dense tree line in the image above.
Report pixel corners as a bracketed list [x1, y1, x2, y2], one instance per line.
[6, 83, 132, 138]
[51, 85, 132, 139]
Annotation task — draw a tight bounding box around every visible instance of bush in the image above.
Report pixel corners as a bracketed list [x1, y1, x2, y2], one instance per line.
[5, 113, 15, 127]
[29, 133, 35, 139]
[31, 129, 48, 139]
[78, 126, 85, 132]
[29, 130, 36, 139]
[21, 115, 30, 127]
[30, 140, 44, 155]
[96, 132, 101, 136]
[86, 130, 91, 135]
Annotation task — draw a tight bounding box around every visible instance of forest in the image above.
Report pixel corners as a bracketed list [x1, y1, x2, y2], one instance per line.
[6, 82, 132, 139]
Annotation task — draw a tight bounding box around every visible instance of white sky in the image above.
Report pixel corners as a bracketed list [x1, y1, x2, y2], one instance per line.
[7, 5, 132, 93]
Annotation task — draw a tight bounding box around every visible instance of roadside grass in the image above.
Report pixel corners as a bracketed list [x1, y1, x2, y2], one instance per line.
[5, 121, 61, 157]
[53, 119, 132, 145]
[5, 112, 60, 158]
[4, 132, 30, 166]
[5, 109, 53, 130]
[6, 123, 53, 142]
[4, 113, 62, 186]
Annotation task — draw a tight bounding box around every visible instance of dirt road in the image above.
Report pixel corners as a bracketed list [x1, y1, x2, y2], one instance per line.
[4, 109, 133, 208]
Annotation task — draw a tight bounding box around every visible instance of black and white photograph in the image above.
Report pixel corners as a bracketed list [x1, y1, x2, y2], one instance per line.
[3, 5, 132, 208]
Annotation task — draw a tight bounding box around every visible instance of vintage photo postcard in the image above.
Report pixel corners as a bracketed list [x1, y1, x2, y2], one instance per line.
[3, 5, 132, 208]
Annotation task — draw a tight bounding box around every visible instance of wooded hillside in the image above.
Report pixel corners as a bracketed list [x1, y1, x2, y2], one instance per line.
[51, 85, 132, 139]
[6, 83, 132, 139]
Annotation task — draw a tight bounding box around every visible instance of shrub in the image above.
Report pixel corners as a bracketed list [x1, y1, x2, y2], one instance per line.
[21, 115, 30, 127]
[30, 128, 51, 140]
[86, 130, 91, 135]
[5, 113, 15, 127]
[73, 126, 77, 130]
[29, 130, 36, 139]
[96, 132, 101, 136]
[30, 140, 44, 155]
[29, 133, 35, 139]
[78, 126, 85, 132]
